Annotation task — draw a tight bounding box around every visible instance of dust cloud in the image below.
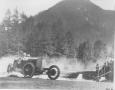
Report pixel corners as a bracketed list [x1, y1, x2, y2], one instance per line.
[0, 55, 19, 77]
[0, 55, 109, 77]
[43, 56, 100, 72]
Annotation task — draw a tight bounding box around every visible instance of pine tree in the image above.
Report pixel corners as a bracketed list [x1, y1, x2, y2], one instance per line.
[0, 8, 28, 56]
[0, 9, 12, 55]
[109, 45, 114, 59]
[83, 39, 93, 63]
[50, 19, 65, 57]
[25, 22, 50, 56]
[64, 31, 75, 58]
[77, 39, 93, 65]
[93, 39, 108, 61]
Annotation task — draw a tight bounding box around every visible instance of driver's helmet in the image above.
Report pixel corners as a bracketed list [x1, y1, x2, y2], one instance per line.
[24, 53, 26, 56]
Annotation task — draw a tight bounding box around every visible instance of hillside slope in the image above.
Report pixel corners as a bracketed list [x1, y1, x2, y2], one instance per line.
[34, 0, 114, 45]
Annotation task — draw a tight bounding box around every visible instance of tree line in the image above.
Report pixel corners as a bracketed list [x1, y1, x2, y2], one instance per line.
[0, 9, 114, 65]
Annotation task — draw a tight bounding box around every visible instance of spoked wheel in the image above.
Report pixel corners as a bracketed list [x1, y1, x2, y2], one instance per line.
[47, 65, 60, 80]
[23, 62, 35, 78]
[7, 64, 13, 73]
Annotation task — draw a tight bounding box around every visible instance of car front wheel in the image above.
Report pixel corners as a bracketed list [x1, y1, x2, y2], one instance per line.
[47, 65, 60, 80]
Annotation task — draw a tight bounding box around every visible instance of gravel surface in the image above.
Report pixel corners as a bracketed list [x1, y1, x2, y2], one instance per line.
[0, 77, 113, 90]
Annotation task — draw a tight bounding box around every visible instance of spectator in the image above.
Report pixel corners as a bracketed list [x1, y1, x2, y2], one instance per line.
[95, 64, 100, 82]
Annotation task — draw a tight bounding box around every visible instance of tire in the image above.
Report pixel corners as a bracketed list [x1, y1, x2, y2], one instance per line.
[23, 62, 35, 78]
[47, 65, 60, 80]
[7, 64, 13, 73]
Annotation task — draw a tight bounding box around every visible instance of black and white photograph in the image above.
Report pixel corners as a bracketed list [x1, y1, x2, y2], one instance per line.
[0, 0, 114, 89]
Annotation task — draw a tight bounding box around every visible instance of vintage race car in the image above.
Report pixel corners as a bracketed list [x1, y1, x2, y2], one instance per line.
[7, 57, 60, 80]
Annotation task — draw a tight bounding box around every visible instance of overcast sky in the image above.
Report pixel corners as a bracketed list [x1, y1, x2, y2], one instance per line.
[0, 0, 114, 22]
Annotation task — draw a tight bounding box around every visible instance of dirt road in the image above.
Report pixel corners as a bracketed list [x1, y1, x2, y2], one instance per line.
[0, 77, 113, 90]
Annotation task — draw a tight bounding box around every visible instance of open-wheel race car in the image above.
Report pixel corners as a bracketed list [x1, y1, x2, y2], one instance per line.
[7, 57, 60, 80]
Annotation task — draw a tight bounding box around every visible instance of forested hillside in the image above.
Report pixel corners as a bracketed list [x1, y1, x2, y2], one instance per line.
[0, 0, 114, 66]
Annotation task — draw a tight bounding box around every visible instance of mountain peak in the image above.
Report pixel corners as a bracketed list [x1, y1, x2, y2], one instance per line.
[34, 0, 114, 45]
[64, 0, 89, 1]
[63, 0, 91, 2]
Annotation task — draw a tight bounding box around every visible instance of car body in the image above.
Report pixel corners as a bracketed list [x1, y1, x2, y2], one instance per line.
[7, 56, 60, 80]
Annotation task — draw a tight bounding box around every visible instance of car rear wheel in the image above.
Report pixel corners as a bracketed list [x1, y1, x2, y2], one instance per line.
[23, 62, 35, 78]
[47, 65, 60, 80]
